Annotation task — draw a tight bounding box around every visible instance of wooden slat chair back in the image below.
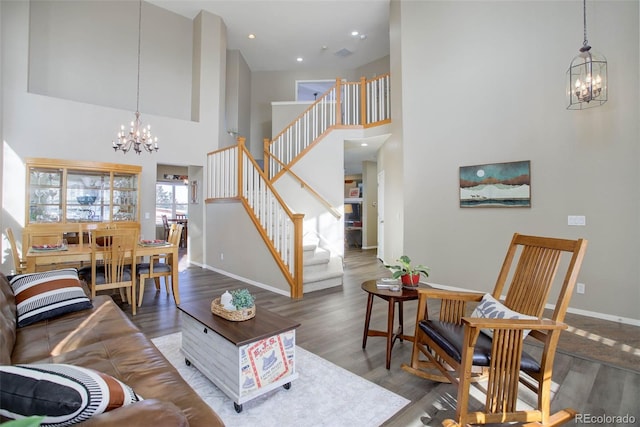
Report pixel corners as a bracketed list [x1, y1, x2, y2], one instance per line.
[5, 228, 27, 274]
[88, 228, 138, 315]
[136, 223, 182, 307]
[24, 223, 83, 247]
[22, 224, 84, 271]
[161, 215, 170, 241]
[402, 233, 588, 427]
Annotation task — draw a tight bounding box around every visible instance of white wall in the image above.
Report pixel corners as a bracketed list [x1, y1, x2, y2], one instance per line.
[355, 55, 390, 79]
[379, 0, 406, 267]
[206, 201, 289, 295]
[28, 1, 193, 120]
[1, 1, 226, 272]
[224, 50, 251, 147]
[390, 0, 640, 322]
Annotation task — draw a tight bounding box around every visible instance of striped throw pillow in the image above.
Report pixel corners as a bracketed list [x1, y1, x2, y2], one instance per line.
[9, 268, 92, 327]
[0, 364, 142, 425]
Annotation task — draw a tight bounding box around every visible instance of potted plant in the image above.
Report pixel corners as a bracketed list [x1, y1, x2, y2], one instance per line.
[213, 288, 256, 321]
[384, 255, 430, 286]
[230, 288, 255, 310]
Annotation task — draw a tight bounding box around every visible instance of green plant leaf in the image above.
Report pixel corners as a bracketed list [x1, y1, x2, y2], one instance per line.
[230, 288, 255, 309]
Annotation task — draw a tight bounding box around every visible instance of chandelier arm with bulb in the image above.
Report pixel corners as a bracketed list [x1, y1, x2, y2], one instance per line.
[112, 0, 158, 154]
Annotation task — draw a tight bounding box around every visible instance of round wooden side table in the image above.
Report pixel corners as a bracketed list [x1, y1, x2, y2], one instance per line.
[361, 279, 428, 369]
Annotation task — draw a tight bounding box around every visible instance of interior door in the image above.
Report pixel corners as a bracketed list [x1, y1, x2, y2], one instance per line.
[377, 170, 385, 261]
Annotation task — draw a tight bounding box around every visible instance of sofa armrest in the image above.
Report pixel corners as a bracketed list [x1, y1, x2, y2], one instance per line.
[78, 399, 189, 427]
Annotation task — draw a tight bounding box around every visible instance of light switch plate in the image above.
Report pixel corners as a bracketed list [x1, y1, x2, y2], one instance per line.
[568, 215, 586, 226]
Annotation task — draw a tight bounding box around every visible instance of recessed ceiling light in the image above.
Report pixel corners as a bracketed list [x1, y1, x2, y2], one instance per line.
[248, 34, 256, 39]
[351, 31, 359, 36]
[361, 143, 368, 147]
[296, 57, 303, 62]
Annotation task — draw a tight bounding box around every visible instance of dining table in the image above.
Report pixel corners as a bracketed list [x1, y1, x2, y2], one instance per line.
[24, 241, 180, 305]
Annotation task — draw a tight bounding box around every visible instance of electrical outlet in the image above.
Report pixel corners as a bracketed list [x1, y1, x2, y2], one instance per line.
[576, 282, 585, 294]
[220, 253, 224, 260]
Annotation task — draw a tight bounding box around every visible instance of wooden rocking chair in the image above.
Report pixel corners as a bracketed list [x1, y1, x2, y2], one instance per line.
[402, 233, 588, 426]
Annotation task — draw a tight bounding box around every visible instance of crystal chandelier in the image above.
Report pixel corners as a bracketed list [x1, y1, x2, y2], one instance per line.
[566, 0, 607, 110]
[113, 0, 159, 154]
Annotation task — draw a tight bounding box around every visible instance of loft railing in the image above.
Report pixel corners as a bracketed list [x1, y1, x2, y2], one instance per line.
[207, 138, 304, 298]
[264, 74, 391, 181]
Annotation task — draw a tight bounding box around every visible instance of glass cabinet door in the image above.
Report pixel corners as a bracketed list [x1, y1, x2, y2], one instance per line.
[112, 173, 138, 221]
[66, 170, 110, 222]
[26, 159, 141, 226]
[29, 168, 63, 223]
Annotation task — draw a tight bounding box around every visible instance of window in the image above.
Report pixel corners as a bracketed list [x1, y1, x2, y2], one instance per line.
[155, 183, 188, 224]
[295, 80, 335, 101]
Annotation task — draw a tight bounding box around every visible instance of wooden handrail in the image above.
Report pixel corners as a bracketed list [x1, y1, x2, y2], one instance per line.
[264, 74, 391, 182]
[207, 138, 304, 298]
[263, 149, 341, 219]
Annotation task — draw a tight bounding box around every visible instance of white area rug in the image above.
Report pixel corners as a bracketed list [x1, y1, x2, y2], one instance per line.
[152, 332, 409, 427]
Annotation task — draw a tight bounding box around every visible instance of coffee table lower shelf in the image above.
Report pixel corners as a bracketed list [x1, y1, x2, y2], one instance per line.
[180, 311, 299, 413]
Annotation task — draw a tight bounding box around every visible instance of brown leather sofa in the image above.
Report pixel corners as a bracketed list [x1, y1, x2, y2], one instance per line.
[0, 272, 224, 427]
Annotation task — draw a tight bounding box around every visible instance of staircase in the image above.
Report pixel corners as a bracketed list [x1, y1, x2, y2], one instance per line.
[302, 235, 344, 292]
[206, 74, 391, 298]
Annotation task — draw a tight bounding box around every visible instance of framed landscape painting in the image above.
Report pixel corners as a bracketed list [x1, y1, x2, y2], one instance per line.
[459, 160, 531, 208]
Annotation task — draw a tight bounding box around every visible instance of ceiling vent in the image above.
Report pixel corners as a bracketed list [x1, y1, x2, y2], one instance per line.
[334, 48, 353, 58]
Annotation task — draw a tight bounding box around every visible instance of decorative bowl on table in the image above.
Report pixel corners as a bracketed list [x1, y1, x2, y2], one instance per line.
[77, 195, 96, 205]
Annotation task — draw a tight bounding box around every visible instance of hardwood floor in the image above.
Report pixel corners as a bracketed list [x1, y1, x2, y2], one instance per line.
[123, 248, 640, 426]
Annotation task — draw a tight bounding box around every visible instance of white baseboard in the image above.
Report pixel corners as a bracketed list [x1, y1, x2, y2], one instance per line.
[564, 306, 640, 327]
[203, 265, 290, 297]
[425, 281, 640, 327]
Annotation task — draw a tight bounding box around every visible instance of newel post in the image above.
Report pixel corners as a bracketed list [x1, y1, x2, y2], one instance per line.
[263, 138, 270, 179]
[335, 77, 342, 126]
[237, 137, 245, 199]
[292, 213, 305, 299]
[360, 76, 367, 126]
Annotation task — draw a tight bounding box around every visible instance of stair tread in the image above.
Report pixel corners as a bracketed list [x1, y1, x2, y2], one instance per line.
[303, 257, 343, 283]
[304, 248, 330, 265]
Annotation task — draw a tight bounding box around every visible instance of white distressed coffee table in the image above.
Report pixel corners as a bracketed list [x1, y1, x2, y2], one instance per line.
[178, 299, 300, 413]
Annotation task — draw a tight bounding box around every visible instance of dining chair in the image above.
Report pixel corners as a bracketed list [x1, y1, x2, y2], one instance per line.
[23, 224, 84, 271]
[136, 223, 183, 307]
[402, 233, 588, 427]
[86, 228, 139, 315]
[161, 215, 171, 241]
[5, 228, 27, 274]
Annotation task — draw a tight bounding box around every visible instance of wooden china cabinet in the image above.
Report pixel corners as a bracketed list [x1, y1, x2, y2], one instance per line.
[25, 158, 142, 236]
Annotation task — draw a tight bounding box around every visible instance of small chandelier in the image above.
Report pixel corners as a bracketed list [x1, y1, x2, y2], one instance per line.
[566, 0, 607, 110]
[113, 0, 158, 154]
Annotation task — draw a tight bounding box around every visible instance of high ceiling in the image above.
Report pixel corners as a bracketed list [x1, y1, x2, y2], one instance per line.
[148, 0, 390, 72]
[149, 0, 391, 174]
